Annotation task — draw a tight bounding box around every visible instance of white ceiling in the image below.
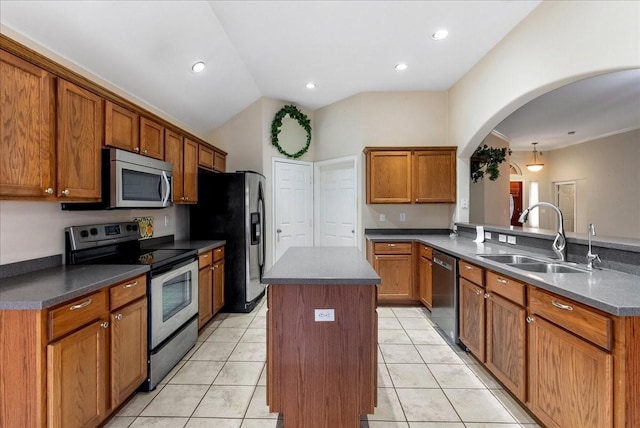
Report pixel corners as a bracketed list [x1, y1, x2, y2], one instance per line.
[0, 0, 540, 137]
[495, 68, 640, 151]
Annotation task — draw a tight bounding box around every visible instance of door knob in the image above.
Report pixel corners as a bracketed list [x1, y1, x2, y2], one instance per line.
[277, 229, 282, 233]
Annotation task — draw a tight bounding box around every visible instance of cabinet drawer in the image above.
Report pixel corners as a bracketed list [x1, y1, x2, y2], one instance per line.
[212, 246, 225, 262]
[486, 271, 525, 306]
[199, 250, 213, 268]
[528, 286, 612, 350]
[459, 260, 484, 286]
[419, 244, 432, 260]
[110, 274, 147, 310]
[373, 242, 412, 254]
[49, 290, 108, 341]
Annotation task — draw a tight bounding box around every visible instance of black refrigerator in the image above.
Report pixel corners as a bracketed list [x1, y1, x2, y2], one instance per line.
[190, 171, 266, 313]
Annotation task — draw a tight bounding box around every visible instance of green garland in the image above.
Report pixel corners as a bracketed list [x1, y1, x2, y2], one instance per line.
[470, 144, 512, 182]
[270, 104, 311, 158]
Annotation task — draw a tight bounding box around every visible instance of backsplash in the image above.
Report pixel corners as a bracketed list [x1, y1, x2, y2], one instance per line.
[0, 201, 189, 265]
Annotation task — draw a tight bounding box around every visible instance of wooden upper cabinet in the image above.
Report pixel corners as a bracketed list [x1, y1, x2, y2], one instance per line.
[366, 150, 412, 203]
[364, 147, 456, 204]
[198, 144, 214, 170]
[0, 50, 56, 199]
[139, 117, 164, 160]
[57, 79, 102, 201]
[105, 101, 139, 152]
[183, 138, 198, 203]
[214, 150, 226, 172]
[164, 130, 184, 202]
[414, 149, 456, 203]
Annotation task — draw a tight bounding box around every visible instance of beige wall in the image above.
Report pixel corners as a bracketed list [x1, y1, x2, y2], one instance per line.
[469, 133, 511, 226]
[508, 129, 640, 238]
[449, 0, 640, 223]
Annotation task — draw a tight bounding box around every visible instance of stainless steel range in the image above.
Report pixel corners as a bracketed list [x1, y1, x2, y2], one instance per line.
[66, 221, 198, 391]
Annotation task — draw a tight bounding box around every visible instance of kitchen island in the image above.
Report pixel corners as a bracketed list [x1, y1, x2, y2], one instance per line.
[263, 247, 380, 428]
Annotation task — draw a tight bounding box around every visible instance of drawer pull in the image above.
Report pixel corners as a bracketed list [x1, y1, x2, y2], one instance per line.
[123, 281, 138, 289]
[551, 300, 573, 311]
[203, 254, 209, 258]
[115, 313, 123, 320]
[496, 278, 509, 284]
[464, 265, 473, 270]
[69, 298, 92, 311]
[100, 321, 109, 329]
[388, 244, 396, 247]
[526, 316, 535, 323]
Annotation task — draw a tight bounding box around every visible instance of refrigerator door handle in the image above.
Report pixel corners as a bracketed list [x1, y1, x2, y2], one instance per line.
[258, 195, 265, 269]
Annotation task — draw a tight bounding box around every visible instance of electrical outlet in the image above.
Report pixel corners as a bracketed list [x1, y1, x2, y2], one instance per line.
[508, 235, 517, 245]
[499, 234, 507, 243]
[379, 214, 386, 222]
[484, 231, 491, 240]
[461, 199, 468, 209]
[400, 213, 406, 222]
[314, 309, 335, 322]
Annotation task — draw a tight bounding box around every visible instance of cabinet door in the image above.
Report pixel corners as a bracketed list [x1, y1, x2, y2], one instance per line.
[459, 278, 485, 360]
[212, 259, 225, 315]
[47, 320, 108, 428]
[413, 149, 456, 203]
[1, 50, 55, 199]
[418, 256, 432, 309]
[110, 298, 147, 409]
[198, 144, 214, 170]
[105, 101, 139, 152]
[198, 266, 213, 329]
[57, 79, 103, 200]
[139, 117, 164, 160]
[366, 151, 412, 203]
[486, 293, 526, 401]
[183, 138, 198, 203]
[529, 316, 612, 428]
[214, 151, 226, 172]
[164, 130, 184, 202]
[374, 254, 413, 301]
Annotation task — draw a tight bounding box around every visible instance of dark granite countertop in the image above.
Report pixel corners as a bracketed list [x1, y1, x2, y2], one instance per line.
[0, 265, 150, 310]
[263, 247, 380, 285]
[147, 240, 225, 254]
[366, 234, 640, 316]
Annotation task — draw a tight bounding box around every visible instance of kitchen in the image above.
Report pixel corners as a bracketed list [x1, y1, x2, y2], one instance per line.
[1, 1, 639, 428]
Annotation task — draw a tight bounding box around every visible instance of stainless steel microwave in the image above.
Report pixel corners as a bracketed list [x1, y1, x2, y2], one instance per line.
[62, 148, 173, 210]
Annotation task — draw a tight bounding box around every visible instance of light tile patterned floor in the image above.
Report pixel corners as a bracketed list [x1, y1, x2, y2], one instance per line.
[106, 302, 541, 428]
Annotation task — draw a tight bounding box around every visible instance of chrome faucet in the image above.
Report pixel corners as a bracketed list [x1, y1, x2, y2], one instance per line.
[586, 223, 602, 270]
[518, 202, 567, 262]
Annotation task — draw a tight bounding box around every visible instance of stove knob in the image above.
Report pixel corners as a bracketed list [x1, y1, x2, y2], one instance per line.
[90, 228, 98, 236]
[132, 224, 138, 231]
[126, 224, 132, 231]
[80, 230, 89, 238]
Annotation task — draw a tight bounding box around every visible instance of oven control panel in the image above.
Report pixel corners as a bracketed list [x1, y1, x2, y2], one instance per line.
[66, 222, 140, 250]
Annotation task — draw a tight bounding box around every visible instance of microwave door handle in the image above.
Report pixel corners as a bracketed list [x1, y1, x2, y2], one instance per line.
[161, 171, 170, 206]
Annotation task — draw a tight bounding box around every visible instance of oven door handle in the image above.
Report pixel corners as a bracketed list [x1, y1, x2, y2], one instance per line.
[161, 171, 170, 206]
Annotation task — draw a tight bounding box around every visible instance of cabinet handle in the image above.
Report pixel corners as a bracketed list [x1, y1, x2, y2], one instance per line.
[388, 244, 396, 247]
[44, 187, 54, 195]
[203, 254, 209, 258]
[123, 281, 138, 289]
[185, 197, 189, 201]
[115, 313, 123, 320]
[211, 265, 215, 271]
[526, 316, 535, 323]
[496, 278, 509, 284]
[100, 321, 109, 329]
[464, 265, 473, 270]
[551, 300, 573, 311]
[69, 298, 92, 310]
[143, 149, 148, 154]
[484, 293, 490, 299]
[61, 189, 70, 196]
[180, 196, 185, 201]
[475, 289, 482, 295]
[134, 147, 140, 152]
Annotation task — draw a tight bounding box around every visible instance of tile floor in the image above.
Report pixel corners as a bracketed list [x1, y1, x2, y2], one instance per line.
[106, 301, 541, 428]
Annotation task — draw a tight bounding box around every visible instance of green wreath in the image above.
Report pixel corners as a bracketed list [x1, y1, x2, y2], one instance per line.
[270, 104, 311, 158]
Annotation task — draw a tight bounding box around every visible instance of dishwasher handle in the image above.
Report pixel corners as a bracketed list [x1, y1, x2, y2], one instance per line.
[433, 256, 452, 271]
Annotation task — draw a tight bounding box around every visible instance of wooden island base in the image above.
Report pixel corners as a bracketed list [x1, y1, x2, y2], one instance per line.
[266, 283, 377, 428]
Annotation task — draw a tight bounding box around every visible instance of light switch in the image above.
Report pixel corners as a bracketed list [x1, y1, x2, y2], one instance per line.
[314, 309, 335, 322]
[379, 214, 386, 222]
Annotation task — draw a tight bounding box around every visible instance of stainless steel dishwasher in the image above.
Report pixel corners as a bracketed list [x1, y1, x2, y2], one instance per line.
[431, 250, 459, 344]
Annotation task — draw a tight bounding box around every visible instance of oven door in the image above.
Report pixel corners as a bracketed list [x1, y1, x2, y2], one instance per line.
[150, 259, 198, 349]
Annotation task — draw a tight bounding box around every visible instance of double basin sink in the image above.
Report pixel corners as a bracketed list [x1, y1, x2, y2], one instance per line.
[478, 254, 588, 274]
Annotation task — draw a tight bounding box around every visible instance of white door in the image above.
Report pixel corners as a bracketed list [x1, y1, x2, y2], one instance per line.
[273, 159, 313, 263]
[314, 157, 358, 247]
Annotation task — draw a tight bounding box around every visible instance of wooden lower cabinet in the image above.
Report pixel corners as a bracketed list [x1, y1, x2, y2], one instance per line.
[485, 293, 526, 401]
[198, 247, 226, 329]
[368, 242, 415, 303]
[529, 316, 612, 428]
[198, 263, 213, 328]
[47, 320, 109, 428]
[418, 254, 432, 309]
[458, 277, 485, 359]
[212, 259, 225, 315]
[110, 298, 147, 409]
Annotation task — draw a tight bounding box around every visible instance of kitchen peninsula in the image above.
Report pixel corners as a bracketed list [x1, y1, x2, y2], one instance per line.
[263, 247, 380, 428]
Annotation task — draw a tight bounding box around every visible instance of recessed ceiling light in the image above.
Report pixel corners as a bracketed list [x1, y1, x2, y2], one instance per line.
[192, 61, 206, 73]
[306, 82, 316, 89]
[432, 29, 449, 40]
[395, 63, 408, 71]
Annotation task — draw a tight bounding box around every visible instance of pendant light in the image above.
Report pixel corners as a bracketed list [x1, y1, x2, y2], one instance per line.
[526, 142, 544, 172]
